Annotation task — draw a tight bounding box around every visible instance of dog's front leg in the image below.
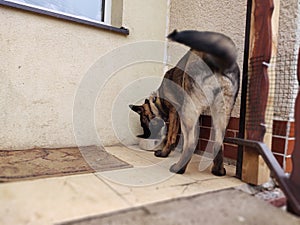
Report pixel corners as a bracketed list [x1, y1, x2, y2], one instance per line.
[154, 108, 179, 158]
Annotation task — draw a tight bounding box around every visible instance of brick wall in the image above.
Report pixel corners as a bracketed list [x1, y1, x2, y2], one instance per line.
[195, 115, 240, 160]
[272, 120, 295, 173]
[195, 116, 295, 172]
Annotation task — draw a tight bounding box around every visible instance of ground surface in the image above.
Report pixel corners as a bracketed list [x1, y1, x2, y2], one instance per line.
[59, 189, 300, 225]
[1, 145, 298, 225]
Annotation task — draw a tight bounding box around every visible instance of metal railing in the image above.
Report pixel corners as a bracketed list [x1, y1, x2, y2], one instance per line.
[224, 48, 300, 216]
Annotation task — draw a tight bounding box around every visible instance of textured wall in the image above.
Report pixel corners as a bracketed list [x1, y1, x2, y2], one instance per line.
[168, 0, 248, 117]
[274, 0, 300, 120]
[277, 0, 300, 56]
[0, 0, 169, 149]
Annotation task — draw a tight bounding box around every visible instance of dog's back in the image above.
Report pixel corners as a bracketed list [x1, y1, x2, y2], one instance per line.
[157, 30, 240, 114]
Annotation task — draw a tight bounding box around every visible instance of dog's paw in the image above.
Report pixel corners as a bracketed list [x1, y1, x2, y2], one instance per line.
[137, 134, 150, 138]
[211, 167, 226, 176]
[169, 163, 187, 174]
[154, 150, 168, 158]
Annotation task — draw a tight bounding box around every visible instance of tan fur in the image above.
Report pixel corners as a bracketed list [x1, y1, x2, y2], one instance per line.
[130, 30, 240, 175]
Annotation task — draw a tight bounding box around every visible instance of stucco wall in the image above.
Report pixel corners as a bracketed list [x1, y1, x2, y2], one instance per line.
[274, 0, 300, 120]
[0, 0, 169, 149]
[168, 0, 248, 117]
[277, 0, 300, 56]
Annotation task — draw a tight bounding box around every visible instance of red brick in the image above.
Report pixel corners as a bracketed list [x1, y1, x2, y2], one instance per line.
[201, 115, 212, 127]
[195, 139, 201, 154]
[274, 154, 284, 167]
[225, 130, 236, 138]
[272, 120, 288, 136]
[199, 127, 211, 139]
[198, 139, 208, 152]
[198, 139, 214, 153]
[289, 122, 295, 137]
[285, 157, 293, 173]
[271, 137, 286, 154]
[227, 117, 239, 130]
[287, 140, 295, 155]
[224, 144, 238, 159]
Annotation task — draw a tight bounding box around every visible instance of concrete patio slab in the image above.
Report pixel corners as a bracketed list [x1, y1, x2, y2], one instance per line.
[59, 189, 300, 225]
[0, 145, 244, 225]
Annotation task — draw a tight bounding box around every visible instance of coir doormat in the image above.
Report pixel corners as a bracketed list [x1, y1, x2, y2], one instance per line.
[0, 146, 131, 182]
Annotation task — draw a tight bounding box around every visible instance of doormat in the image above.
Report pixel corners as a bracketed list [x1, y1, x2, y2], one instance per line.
[0, 146, 131, 182]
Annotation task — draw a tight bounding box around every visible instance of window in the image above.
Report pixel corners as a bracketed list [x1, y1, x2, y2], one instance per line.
[0, 0, 128, 35]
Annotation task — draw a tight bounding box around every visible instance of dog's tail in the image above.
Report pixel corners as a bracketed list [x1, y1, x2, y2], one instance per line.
[167, 29, 238, 70]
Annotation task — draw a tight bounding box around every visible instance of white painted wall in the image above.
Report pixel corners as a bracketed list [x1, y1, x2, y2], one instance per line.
[0, 0, 169, 149]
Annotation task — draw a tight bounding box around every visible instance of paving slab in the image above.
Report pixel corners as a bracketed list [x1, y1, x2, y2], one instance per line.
[0, 145, 244, 225]
[0, 174, 130, 225]
[59, 189, 300, 225]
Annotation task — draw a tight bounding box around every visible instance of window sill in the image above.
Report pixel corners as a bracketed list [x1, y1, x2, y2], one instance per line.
[0, 0, 129, 35]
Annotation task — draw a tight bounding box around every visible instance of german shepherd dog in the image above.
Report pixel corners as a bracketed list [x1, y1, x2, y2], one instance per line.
[130, 30, 240, 175]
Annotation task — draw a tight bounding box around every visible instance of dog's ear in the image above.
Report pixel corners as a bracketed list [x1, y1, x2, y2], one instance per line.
[144, 99, 150, 104]
[129, 104, 143, 114]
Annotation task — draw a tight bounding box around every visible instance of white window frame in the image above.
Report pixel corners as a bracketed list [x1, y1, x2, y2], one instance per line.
[4, 0, 111, 24]
[104, 0, 112, 25]
[0, 0, 127, 34]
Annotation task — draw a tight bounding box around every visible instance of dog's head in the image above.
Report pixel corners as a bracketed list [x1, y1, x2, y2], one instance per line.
[129, 96, 165, 139]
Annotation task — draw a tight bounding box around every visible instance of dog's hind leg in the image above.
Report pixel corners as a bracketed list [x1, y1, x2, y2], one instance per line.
[155, 107, 180, 157]
[169, 106, 200, 174]
[210, 105, 230, 176]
